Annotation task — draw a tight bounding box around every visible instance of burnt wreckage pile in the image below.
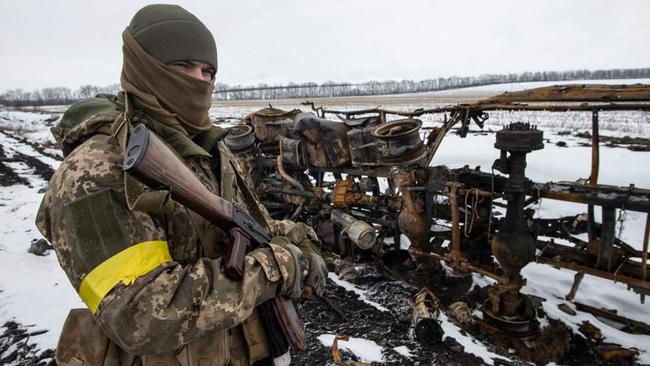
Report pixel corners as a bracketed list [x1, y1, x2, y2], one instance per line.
[225, 84, 650, 364]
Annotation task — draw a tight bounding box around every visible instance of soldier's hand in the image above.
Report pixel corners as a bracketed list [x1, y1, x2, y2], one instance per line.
[302, 253, 327, 298]
[268, 237, 307, 299]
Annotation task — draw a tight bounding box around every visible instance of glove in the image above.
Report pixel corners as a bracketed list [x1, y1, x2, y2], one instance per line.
[269, 237, 307, 299]
[270, 221, 328, 297]
[303, 252, 327, 297]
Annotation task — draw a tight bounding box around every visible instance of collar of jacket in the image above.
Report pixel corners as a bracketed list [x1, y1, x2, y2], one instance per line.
[116, 91, 226, 160]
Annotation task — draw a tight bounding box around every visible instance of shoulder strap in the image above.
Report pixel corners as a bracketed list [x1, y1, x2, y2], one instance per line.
[194, 126, 230, 153]
[110, 93, 174, 214]
[232, 159, 270, 230]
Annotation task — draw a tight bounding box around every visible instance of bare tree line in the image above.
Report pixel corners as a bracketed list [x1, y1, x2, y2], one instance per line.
[1, 68, 648, 106]
[215, 68, 650, 100]
[0, 84, 120, 107]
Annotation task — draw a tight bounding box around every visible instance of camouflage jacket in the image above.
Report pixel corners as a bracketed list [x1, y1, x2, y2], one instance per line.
[36, 97, 315, 364]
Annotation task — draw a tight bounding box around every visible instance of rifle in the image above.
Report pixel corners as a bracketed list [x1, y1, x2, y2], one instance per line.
[123, 124, 305, 351]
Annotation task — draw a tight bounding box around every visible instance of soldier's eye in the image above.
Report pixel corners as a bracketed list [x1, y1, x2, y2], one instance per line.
[173, 62, 190, 69]
[202, 67, 216, 80]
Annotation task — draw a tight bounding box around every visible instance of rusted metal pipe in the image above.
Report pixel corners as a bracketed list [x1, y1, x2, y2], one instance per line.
[276, 155, 307, 220]
[588, 111, 600, 243]
[408, 249, 506, 282]
[536, 256, 650, 292]
[276, 155, 305, 192]
[446, 182, 463, 260]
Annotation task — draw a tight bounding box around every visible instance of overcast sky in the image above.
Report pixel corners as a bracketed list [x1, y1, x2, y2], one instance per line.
[0, 0, 648, 92]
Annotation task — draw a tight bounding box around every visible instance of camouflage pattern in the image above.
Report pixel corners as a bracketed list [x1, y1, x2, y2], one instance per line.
[36, 113, 310, 362]
[270, 220, 327, 296]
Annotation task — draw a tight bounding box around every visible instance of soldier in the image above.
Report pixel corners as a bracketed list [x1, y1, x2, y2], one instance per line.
[36, 4, 327, 366]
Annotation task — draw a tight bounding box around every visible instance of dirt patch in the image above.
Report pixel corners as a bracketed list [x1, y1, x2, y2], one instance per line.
[0, 322, 53, 365]
[12, 151, 55, 182]
[292, 264, 506, 365]
[0, 145, 31, 187]
[0, 131, 56, 183]
[575, 131, 650, 151]
[1, 131, 62, 162]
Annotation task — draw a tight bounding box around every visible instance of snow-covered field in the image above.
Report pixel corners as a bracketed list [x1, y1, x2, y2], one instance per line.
[211, 78, 650, 137]
[1, 80, 649, 364]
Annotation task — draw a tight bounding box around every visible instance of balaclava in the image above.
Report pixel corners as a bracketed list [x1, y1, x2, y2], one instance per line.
[121, 4, 218, 135]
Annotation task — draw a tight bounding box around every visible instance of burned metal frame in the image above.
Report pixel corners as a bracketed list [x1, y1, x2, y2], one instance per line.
[299, 85, 650, 304]
[235, 84, 650, 338]
[218, 84, 649, 362]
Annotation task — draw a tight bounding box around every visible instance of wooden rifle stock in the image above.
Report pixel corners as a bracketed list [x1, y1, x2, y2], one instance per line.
[123, 124, 305, 350]
[123, 124, 271, 280]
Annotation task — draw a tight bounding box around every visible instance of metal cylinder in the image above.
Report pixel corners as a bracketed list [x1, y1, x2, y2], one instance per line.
[413, 288, 443, 345]
[491, 122, 544, 279]
[280, 136, 305, 166]
[225, 125, 255, 154]
[331, 209, 377, 250]
[372, 119, 425, 164]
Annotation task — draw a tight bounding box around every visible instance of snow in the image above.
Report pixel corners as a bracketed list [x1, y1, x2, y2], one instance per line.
[470, 273, 496, 291]
[317, 333, 385, 363]
[392, 345, 413, 358]
[0, 108, 59, 144]
[327, 273, 389, 312]
[522, 263, 650, 363]
[0, 130, 83, 352]
[0, 131, 61, 170]
[438, 312, 510, 365]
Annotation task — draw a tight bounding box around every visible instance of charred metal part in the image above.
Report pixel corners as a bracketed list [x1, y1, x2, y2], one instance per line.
[478, 317, 570, 365]
[532, 181, 650, 212]
[557, 303, 577, 316]
[332, 178, 380, 208]
[579, 320, 603, 341]
[334, 258, 358, 281]
[598, 207, 616, 271]
[595, 344, 640, 362]
[347, 126, 379, 167]
[449, 301, 472, 327]
[225, 125, 256, 154]
[445, 182, 465, 265]
[482, 83, 650, 103]
[294, 113, 351, 168]
[536, 239, 650, 292]
[485, 123, 543, 335]
[491, 123, 543, 279]
[331, 209, 377, 250]
[277, 155, 305, 192]
[396, 170, 427, 251]
[574, 302, 650, 335]
[356, 177, 379, 193]
[315, 221, 338, 254]
[372, 119, 426, 165]
[494, 122, 544, 153]
[279, 136, 306, 166]
[482, 282, 540, 338]
[584, 111, 600, 305]
[244, 107, 300, 155]
[534, 214, 589, 240]
[565, 272, 585, 301]
[412, 288, 443, 346]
